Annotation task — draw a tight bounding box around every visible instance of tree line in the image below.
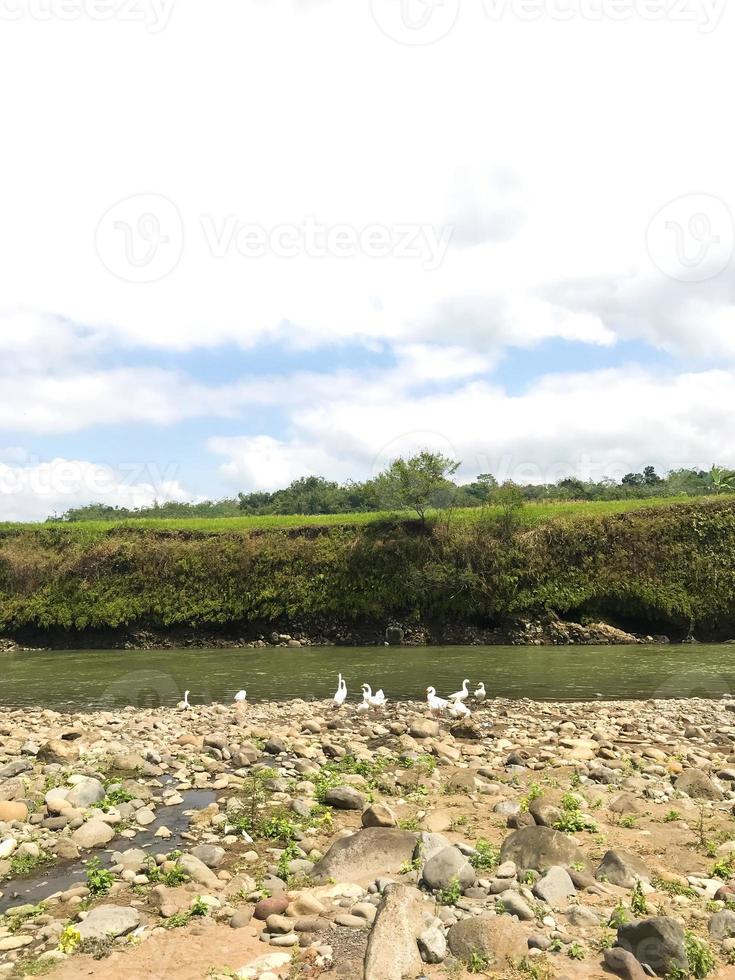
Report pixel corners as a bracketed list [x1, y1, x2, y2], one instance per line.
[49, 457, 735, 523]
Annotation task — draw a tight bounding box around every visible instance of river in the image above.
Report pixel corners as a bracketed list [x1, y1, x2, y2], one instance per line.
[1, 644, 734, 710]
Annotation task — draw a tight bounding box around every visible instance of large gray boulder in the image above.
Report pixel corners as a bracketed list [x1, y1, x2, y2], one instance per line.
[71, 819, 114, 850]
[617, 917, 687, 976]
[596, 850, 651, 889]
[325, 786, 366, 810]
[421, 846, 475, 892]
[311, 828, 418, 883]
[533, 865, 576, 906]
[190, 844, 226, 868]
[77, 905, 141, 941]
[66, 778, 106, 809]
[447, 914, 528, 967]
[709, 908, 735, 940]
[500, 826, 586, 873]
[674, 769, 724, 801]
[179, 853, 223, 890]
[364, 884, 428, 980]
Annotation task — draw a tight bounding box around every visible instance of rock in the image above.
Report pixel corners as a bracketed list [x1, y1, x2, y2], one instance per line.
[45, 788, 71, 815]
[617, 917, 687, 976]
[254, 895, 290, 920]
[603, 946, 648, 980]
[421, 846, 475, 892]
[362, 803, 396, 828]
[179, 853, 223, 890]
[709, 908, 735, 940]
[38, 739, 79, 764]
[76, 905, 141, 941]
[609, 793, 646, 815]
[500, 825, 586, 873]
[0, 760, 32, 781]
[53, 838, 80, 860]
[0, 801, 28, 822]
[325, 786, 366, 810]
[385, 626, 404, 645]
[112, 847, 147, 872]
[497, 891, 535, 920]
[364, 884, 427, 980]
[528, 796, 562, 828]
[66, 777, 106, 809]
[311, 828, 418, 883]
[675, 768, 724, 801]
[191, 844, 226, 868]
[596, 850, 651, 889]
[71, 818, 115, 849]
[449, 719, 480, 740]
[418, 923, 447, 963]
[447, 914, 528, 967]
[0, 936, 33, 951]
[533, 865, 577, 906]
[409, 719, 439, 739]
[111, 752, 146, 772]
[150, 885, 192, 918]
[230, 908, 253, 928]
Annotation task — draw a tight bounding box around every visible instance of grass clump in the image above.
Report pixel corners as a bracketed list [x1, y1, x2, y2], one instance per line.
[470, 839, 500, 872]
[85, 857, 114, 896]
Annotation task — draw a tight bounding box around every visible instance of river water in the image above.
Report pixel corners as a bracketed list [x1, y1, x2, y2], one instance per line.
[1, 644, 734, 710]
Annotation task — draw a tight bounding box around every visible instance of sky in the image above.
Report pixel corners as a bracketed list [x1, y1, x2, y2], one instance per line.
[0, 0, 734, 520]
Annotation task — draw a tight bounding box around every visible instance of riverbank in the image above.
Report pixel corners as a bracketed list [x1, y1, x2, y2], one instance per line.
[4, 696, 735, 978]
[1, 498, 734, 651]
[0, 616, 677, 653]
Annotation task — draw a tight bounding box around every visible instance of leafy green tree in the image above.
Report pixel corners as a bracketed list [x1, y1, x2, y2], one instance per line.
[710, 465, 735, 494]
[375, 451, 460, 524]
[492, 481, 525, 539]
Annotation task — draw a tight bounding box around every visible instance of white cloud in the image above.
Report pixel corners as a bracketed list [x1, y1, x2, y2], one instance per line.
[210, 365, 735, 489]
[0, 2, 731, 357]
[0, 457, 193, 522]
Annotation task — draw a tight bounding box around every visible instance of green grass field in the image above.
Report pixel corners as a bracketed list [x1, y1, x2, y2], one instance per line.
[0, 495, 707, 536]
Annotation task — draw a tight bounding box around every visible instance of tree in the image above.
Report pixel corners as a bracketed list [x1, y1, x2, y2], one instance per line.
[492, 481, 525, 540]
[710, 465, 735, 494]
[375, 451, 460, 524]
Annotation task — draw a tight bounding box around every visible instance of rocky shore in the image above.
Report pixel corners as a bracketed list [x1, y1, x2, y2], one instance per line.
[0, 615, 681, 653]
[4, 695, 735, 978]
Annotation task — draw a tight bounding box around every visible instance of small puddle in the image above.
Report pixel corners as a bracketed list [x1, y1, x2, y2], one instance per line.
[0, 785, 216, 915]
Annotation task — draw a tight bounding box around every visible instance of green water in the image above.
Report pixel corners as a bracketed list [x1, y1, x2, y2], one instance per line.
[0, 644, 734, 710]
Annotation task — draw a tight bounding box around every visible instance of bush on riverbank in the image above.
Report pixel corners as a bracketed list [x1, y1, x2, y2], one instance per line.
[0, 497, 733, 642]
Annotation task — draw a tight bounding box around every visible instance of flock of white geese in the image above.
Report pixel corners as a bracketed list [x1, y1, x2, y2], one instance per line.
[333, 674, 486, 717]
[177, 679, 487, 715]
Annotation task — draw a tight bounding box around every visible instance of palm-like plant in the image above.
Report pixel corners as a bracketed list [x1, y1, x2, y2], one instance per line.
[710, 464, 735, 494]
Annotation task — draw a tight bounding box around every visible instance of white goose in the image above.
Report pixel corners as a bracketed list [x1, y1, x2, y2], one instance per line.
[356, 699, 370, 715]
[426, 686, 448, 715]
[449, 679, 470, 703]
[234, 689, 247, 703]
[361, 683, 386, 709]
[177, 690, 191, 711]
[333, 673, 347, 708]
[474, 681, 486, 702]
[449, 699, 472, 718]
